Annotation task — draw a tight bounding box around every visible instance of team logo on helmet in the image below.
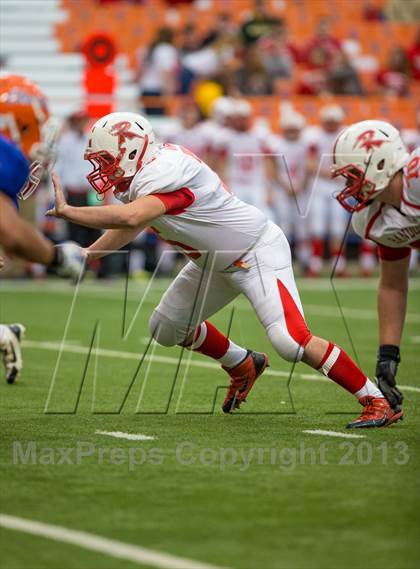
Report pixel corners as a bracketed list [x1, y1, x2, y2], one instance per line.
[110, 121, 142, 144]
[353, 129, 388, 152]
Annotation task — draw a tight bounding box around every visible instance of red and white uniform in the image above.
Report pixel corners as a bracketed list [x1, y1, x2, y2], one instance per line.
[199, 119, 230, 156]
[168, 122, 208, 160]
[117, 142, 266, 270]
[268, 133, 310, 240]
[215, 129, 270, 213]
[352, 148, 420, 260]
[116, 142, 313, 363]
[305, 126, 348, 240]
[401, 129, 420, 154]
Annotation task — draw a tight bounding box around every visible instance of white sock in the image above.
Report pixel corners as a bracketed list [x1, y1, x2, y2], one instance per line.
[218, 341, 248, 369]
[355, 378, 384, 400]
[188, 322, 247, 369]
[0, 325, 8, 345]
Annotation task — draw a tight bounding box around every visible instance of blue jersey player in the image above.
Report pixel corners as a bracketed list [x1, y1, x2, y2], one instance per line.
[0, 74, 84, 383]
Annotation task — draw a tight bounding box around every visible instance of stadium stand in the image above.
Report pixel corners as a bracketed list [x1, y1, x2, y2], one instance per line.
[0, 0, 418, 126]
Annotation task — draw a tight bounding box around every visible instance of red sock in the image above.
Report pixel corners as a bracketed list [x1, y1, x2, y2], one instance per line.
[317, 342, 367, 394]
[191, 321, 229, 359]
[312, 238, 324, 259]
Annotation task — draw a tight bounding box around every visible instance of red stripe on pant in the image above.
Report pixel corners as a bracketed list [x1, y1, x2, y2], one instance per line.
[277, 280, 312, 347]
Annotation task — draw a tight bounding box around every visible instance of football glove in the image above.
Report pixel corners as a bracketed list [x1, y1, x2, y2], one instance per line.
[375, 344, 404, 411]
[0, 324, 25, 384]
[51, 242, 86, 281]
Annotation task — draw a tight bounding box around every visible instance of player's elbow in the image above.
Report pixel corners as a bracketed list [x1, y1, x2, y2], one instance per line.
[125, 211, 144, 228]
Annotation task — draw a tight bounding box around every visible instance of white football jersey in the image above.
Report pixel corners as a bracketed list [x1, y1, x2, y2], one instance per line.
[401, 128, 420, 154]
[305, 126, 343, 194]
[199, 120, 229, 153]
[115, 143, 268, 269]
[268, 134, 309, 189]
[168, 123, 208, 159]
[213, 128, 269, 210]
[352, 148, 420, 249]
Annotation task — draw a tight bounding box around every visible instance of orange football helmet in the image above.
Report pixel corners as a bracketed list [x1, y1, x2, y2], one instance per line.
[0, 74, 49, 159]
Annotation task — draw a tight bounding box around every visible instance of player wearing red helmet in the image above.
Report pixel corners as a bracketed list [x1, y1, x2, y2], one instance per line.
[46, 111, 403, 428]
[333, 119, 419, 416]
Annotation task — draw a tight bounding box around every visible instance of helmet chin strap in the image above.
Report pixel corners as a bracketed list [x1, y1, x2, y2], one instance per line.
[113, 177, 133, 196]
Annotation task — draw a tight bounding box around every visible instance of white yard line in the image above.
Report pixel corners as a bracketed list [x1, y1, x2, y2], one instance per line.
[23, 340, 420, 393]
[0, 514, 223, 569]
[95, 430, 156, 441]
[302, 430, 366, 439]
[2, 280, 419, 321]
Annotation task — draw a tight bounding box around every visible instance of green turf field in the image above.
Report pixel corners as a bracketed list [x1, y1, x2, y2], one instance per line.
[1, 276, 419, 569]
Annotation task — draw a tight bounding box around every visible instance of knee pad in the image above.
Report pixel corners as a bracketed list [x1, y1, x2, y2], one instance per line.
[149, 310, 188, 347]
[267, 322, 308, 363]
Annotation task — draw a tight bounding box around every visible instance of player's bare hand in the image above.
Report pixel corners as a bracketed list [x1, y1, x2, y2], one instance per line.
[46, 172, 68, 218]
[0, 256, 4, 270]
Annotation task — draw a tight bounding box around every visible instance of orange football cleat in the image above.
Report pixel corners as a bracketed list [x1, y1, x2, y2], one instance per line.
[346, 396, 403, 429]
[222, 350, 269, 413]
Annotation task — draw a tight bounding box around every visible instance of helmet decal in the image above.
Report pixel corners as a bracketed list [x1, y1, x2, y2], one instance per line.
[110, 120, 142, 143]
[353, 130, 388, 152]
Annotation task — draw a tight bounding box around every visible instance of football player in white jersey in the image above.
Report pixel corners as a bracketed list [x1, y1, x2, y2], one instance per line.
[333, 119, 419, 413]
[199, 96, 235, 169]
[46, 111, 403, 428]
[401, 113, 420, 272]
[267, 111, 311, 271]
[401, 111, 420, 154]
[212, 100, 272, 215]
[306, 105, 350, 276]
[167, 101, 208, 160]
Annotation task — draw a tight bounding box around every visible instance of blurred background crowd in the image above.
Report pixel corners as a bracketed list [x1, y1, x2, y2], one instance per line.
[1, 0, 419, 279]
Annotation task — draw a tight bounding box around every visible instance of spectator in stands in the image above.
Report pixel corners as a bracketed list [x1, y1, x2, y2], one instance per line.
[235, 47, 272, 94]
[296, 68, 327, 95]
[136, 27, 179, 114]
[179, 24, 200, 56]
[326, 52, 364, 95]
[56, 111, 99, 247]
[178, 24, 201, 94]
[303, 17, 342, 69]
[241, 0, 283, 45]
[407, 26, 420, 81]
[376, 46, 411, 97]
[257, 22, 299, 81]
[182, 27, 242, 95]
[363, 0, 386, 20]
[200, 12, 238, 48]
